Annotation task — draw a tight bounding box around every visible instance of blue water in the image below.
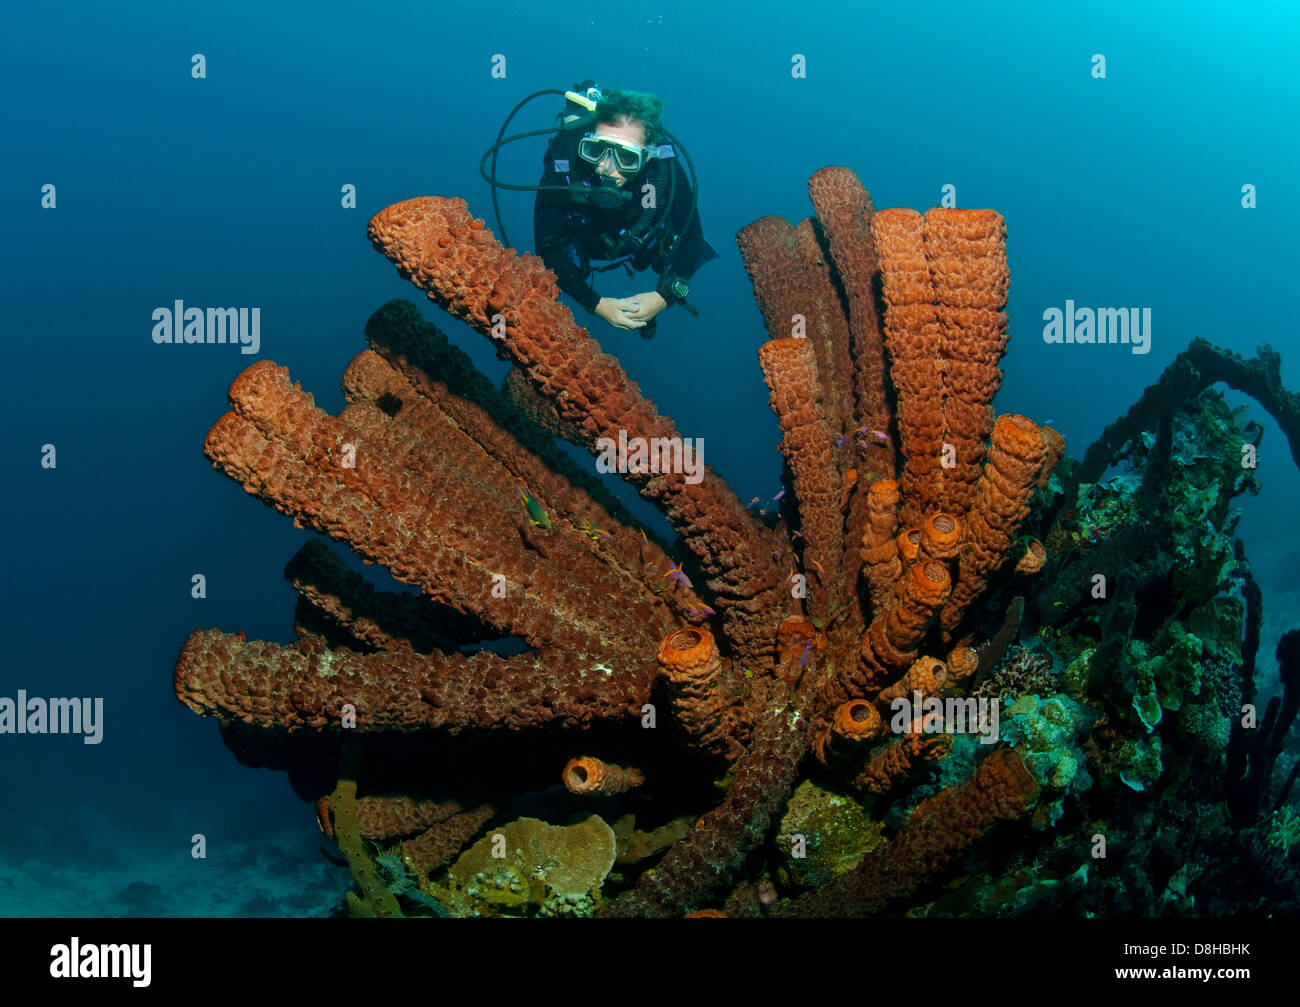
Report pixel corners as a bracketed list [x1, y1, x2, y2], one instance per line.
[1, 0, 1296, 915]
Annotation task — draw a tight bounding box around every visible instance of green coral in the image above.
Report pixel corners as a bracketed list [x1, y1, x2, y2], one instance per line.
[1063, 647, 1096, 696]
[1175, 690, 1232, 752]
[1000, 693, 1094, 827]
[1149, 625, 1204, 713]
[1122, 625, 1234, 755]
[1263, 807, 1300, 856]
[446, 815, 616, 917]
[776, 779, 886, 888]
[1117, 735, 1163, 792]
[1128, 645, 1163, 731]
[1188, 596, 1244, 662]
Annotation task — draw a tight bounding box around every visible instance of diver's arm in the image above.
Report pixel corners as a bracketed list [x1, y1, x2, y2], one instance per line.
[654, 159, 707, 304]
[540, 246, 602, 314]
[534, 173, 602, 313]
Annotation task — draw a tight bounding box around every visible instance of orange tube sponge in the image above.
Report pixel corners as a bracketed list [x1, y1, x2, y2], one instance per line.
[920, 512, 962, 561]
[368, 196, 785, 666]
[940, 414, 1047, 637]
[871, 208, 1010, 526]
[840, 468, 858, 510]
[736, 216, 808, 344]
[859, 478, 902, 612]
[400, 804, 497, 877]
[813, 698, 885, 765]
[776, 615, 826, 686]
[1038, 426, 1067, 489]
[354, 795, 467, 840]
[852, 731, 953, 794]
[757, 337, 842, 616]
[794, 216, 855, 440]
[563, 756, 645, 795]
[833, 699, 886, 742]
[777, 614, 818, 652]
[860, 617, 920, 689]
[656, 626, 741, 759]
[176, 629, 655, 733]
[875, 655, 949, 710]
[1016, 539, 1047, 575]
[806, 167, 893, 479]
[885, 561, 952, 654]
[857, 560, 952, 691]
[922, 208, 1009, 519]
[870, 208, 945, 528]
[342, 346, 696, 629]
[896, 528, 921, 564]
[944, 643, 979, 691]
[202, 359, 664, 665]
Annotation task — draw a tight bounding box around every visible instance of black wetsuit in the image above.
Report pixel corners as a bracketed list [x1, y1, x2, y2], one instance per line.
[533, 129, 712, 325]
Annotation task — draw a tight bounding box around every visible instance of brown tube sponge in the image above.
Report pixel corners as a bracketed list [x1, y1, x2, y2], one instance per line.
[856, 560, 952, 692]
[860, 478, 902, 612]
[563, 756, 645, 795]
[945, 644, 980, 690]
[1016, 539, 1047, 575]
[874, 655, 950, 710]
[922, 208, 1009, 519]
[1038, 426, 1067, 489]
[813, 699, 886, 765]
[870, 208, 945, 528]
[897, 528, 921, 565]
[920, 513, 962, 561]
[940, 414, 1046, 637]
[656, 626, 740, 758]
[852, 732, 953, 795]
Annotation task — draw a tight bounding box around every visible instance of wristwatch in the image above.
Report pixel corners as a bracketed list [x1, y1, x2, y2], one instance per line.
[659, 275, 690, 305]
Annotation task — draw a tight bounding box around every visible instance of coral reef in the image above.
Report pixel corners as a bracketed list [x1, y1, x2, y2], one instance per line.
[174, 164, 1300, 917]
[445, 815, 616, 917]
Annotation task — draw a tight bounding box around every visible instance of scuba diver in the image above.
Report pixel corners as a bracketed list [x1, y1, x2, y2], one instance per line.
[482, 81, 717, 338]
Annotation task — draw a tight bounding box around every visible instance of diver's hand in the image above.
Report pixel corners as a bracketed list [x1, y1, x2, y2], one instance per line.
[594, 296, 646, 330]
[621, 291, 667, 323]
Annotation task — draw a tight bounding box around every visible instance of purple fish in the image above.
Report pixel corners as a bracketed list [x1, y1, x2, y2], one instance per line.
[798, 639, 815, 668]
[664, 563, 693, 588]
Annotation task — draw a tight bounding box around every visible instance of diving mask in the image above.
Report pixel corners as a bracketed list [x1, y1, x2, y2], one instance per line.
[577, 133, 650, 175]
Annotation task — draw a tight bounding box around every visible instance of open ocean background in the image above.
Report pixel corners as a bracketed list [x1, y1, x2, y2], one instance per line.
[1, 0, 1296, 915]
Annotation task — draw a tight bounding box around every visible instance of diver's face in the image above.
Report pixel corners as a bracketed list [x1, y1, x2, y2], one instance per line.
[592, 120, 646, 188]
